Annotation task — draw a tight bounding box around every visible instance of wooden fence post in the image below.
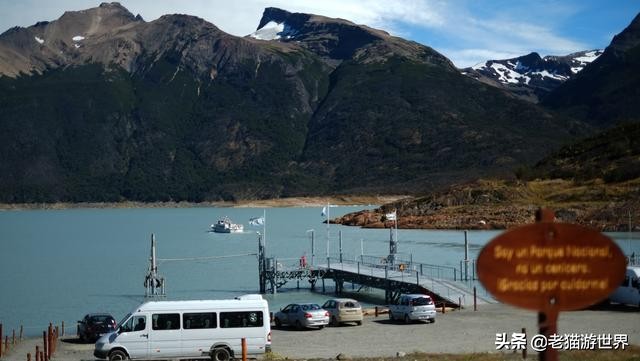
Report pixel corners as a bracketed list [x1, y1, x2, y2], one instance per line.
[241, 338, 247, 361]
[61, 322, 64, 337]
[12, 329, 15, 345]
[375, 306, 379, 317]
[36, 346, 40, 361]
[42, 331, 47, 361]
[20, 325, 23, 341]
[473, 286, 477, 311]
[28, 352, 32, 361]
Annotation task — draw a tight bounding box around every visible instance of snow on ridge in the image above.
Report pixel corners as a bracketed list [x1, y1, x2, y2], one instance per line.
[574, 50, 603, 65]
[250, 21, 285, 40]
[34, 36, 44, 44]
[531, 70, 568, 81]
[490, 62, 529, 84]
[471, 62, 487, 70]
[72, 35, 85, 42]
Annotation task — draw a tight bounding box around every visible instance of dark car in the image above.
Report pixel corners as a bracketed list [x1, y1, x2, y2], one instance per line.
[77, 313, 117, 342]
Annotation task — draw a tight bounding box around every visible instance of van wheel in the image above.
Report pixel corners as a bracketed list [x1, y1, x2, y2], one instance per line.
[108, 350, 128, 361]
[404, 314, 410, 324]
[211, 347, 231, 361]
[274, 317, 282, 328]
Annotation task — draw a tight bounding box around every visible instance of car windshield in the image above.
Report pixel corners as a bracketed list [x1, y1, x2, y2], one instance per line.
[301, 304, 321, 311]
[411, 297, 432, 306]
[117, 313, 131, 328]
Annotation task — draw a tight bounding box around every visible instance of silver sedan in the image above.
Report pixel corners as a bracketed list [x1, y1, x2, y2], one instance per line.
[273, 303, 330, 330]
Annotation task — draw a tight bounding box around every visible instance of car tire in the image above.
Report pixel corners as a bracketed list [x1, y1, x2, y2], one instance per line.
[356, 320, 362, 326]
[295, 320, 303, 330]
[331, 316, 338, 326]
[274, 318, 282, 328]
[108, 350, 128, 361]
[211, 347, 231, 361]
[318, 325, 324, 329]
[389, 312, 394, 321]
[431, 318, 436, 324]
[404, 314, 410, 324]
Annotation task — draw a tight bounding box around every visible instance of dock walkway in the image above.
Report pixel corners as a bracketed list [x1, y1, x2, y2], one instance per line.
[312, 257, 495, 307]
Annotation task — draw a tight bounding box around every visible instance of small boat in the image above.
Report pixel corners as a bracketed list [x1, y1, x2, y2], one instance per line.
[211, 217, 244, 233]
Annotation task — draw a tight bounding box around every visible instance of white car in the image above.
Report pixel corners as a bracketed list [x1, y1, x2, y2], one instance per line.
[388, 294, 436, 324]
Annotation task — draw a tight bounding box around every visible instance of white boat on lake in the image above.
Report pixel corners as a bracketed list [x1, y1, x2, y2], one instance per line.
[211, 217, 244, 233]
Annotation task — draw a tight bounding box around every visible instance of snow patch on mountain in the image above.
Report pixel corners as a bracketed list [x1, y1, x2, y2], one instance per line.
[72, 35, 85, 42]
[249, 20, 299, 41]
[490, 62, 528, 84]
[469, 50, 603, 87]
[34, 36, 44, 44]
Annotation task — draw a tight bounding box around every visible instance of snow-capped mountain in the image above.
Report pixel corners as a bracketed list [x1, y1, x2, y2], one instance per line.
[462, 50, 603, 102]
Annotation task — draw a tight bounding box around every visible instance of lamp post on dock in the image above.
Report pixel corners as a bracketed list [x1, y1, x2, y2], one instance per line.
[306, 229, 315, 266]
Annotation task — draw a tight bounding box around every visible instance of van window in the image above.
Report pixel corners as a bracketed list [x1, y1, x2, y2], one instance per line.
[220, 311, 263, 328]
[152, 313, 180, 330]
[184, 313, 217, 329]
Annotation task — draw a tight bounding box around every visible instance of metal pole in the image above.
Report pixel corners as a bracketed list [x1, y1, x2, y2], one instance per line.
[273, 258, 277, 295]
[307, 229, 315, 266]
[326, 202, 330, 257]
[464, 230, 469, 281]
[536, 208, 558, 361]
[360, 239, 364, 257]
[339, 231, 343, 263]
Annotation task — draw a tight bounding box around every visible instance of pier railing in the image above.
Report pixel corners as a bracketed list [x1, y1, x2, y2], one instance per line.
[323, 254, 459, 281]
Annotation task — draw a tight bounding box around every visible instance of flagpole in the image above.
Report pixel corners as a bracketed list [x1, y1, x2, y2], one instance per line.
[326, 201, 331, 258]
[395, 208, 398, 253]
[263, 209, 266, 254]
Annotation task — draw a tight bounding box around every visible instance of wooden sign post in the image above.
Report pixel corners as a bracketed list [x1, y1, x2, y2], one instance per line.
[477, 209, 626, 361]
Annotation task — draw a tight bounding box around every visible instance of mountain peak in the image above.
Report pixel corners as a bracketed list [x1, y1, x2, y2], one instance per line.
[608, 11, 640, 54]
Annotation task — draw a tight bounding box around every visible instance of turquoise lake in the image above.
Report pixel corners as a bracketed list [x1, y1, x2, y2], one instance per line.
[0, 206, 637, 336]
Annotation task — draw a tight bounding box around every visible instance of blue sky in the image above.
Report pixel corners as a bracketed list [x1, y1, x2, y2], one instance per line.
[0, 0, 637, 67]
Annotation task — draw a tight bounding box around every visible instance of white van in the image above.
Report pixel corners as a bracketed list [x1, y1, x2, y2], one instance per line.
[610, 266, 640, 307]
[94, 295, 271, 361]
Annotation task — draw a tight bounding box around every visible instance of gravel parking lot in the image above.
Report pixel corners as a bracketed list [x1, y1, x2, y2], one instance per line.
[3, 304, 638, 361]
[271, 304, 640, 358]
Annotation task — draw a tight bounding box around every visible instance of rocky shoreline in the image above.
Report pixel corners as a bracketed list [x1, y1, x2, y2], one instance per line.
[334, 179, 640, 232]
